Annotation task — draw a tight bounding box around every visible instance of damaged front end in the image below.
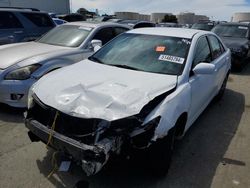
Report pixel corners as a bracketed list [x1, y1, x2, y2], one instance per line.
[25, 95, 161, 176]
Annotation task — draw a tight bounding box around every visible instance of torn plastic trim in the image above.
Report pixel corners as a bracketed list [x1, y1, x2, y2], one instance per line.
[137, 87, 176, 121]
[130, 116, 161, 149]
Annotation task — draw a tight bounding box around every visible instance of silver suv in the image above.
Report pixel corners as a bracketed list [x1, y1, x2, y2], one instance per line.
[0, 7, 55, 45]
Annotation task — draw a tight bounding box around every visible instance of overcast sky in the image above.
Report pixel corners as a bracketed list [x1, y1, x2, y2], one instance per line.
[71, 0, 250, 21]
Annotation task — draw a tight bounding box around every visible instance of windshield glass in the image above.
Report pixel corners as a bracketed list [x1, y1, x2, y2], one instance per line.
[213, 25, 249, 38]
[90, 33, 191, 75]
[192, 23, 214, 31]
[38, 25, 92, 47]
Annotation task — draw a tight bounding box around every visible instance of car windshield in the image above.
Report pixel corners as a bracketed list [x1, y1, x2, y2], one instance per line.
[192, 23, 214, 31]
[38, 25, 92, 47]
[213, 25, 249, 38]
[90, 33, 191, 75]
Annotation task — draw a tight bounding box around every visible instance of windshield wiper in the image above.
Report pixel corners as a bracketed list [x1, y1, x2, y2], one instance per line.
[88, 56, 104, 64]
[107, 64, 141, 71]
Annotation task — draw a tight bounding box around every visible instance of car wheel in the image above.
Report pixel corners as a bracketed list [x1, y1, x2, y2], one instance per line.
[147, 126, 176, 176]
[215, 74, 229, 101]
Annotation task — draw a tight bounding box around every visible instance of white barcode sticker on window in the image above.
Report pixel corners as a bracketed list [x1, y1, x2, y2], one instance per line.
[238, 26, 248, 30]
[158, 55, 185, 64]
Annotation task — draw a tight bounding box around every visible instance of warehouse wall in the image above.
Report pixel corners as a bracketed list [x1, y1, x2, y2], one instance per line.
[232, 12, 250, 22]
[0, 0, 70, 14]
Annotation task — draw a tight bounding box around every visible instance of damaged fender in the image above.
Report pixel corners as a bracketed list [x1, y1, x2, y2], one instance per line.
[143, 83, 191, 140]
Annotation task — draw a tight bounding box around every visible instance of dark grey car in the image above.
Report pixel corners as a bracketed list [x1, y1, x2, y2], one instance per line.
[0, 7, 55, 45]
[212, 22, 250, 70]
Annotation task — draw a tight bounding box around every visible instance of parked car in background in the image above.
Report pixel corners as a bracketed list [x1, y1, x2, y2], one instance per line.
[0, 22, 130, 107]
[212, 22, 250, 70]
[52, 18, 67, 25]
[59, 13, 86, 22]
[191, 21, 216, 31]
[0, 7, 55, 45]
[48, 12, 57, 18]
[157, 22, 179, 28]
[107, 18, 123, 23]
[91, 15, 115, 22]
[119, 19, 156, 28]
[25, 28, 230, 176]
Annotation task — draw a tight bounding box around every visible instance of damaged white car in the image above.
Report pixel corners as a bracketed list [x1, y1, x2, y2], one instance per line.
[25, 28, 231, 176]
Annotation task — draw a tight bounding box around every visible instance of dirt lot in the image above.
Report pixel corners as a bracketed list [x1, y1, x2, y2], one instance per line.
[0, 64, 250, 188]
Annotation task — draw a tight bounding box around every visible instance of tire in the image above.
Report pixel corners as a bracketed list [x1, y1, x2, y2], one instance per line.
[147, 126, 176, 176]
[215, 73, 229, 101]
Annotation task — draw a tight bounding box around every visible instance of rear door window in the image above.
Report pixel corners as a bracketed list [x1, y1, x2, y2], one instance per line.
[93, 27, 115, 45]
[21, 13, 54, 27]
[192, 36, 212, 68]
[113, 27, 129, 36]
[0, 11, 23, 29]
[208, 35, 223, 60]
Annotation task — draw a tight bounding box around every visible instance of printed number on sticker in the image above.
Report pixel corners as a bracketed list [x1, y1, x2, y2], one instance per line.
[158, 55, 185, 64]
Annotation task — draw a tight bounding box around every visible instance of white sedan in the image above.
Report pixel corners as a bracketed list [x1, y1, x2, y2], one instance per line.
[25, 28, 231, 176]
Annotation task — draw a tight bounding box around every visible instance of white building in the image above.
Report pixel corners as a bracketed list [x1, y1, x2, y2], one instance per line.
[115, 11, 150, 21]
[177, 12, 209, 24]
[232, 12, 250, 22]
[0, 0, 70, 14]
[115, 12, 139, 20]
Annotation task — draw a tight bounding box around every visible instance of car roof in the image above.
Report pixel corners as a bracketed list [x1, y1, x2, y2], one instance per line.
[0, 7, 46, 13]
[127, 27, 208, 39]
[218, 22, 250, 26]
[64, 21, 130, 29]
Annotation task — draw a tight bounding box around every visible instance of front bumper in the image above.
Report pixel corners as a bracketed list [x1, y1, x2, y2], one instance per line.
[25, 118, 116, 175]
[231, 52, 249, 68]
[0, 79, 35, 108]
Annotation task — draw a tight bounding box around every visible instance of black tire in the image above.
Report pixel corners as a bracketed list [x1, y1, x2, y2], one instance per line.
[147, 126, 176, 176]
[215, 73, 229, 101]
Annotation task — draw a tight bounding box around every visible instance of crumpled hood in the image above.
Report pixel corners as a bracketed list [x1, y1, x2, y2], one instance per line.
[0, 42, 70, 69]
[220, 37, 248, 49]
[33, 60, 177, 121]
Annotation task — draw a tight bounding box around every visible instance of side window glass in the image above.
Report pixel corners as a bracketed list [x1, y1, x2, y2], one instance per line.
[93, 28, 114, 45]
[0, 11, 23, 29]
[114, 27, 129, 36]
[208, 35, 223, 60]
[193, 36, 212, 68]
[21, 13, 54, 27]
[220, 42, 225, 53]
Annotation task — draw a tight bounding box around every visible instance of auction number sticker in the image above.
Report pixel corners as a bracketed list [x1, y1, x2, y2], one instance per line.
[158, 54, 185, 64]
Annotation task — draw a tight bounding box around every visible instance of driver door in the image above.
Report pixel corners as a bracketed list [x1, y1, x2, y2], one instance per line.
[188, 36, 215, 124]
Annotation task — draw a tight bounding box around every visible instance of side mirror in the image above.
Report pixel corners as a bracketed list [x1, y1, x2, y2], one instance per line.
[90, 39, 102, 52]
[193, 63, 215, 75]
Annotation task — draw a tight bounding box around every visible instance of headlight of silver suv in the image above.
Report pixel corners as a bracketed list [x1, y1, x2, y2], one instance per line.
[5, 64, 41, 80]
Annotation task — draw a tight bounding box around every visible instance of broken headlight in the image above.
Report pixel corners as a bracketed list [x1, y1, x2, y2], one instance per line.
[27, 86, 35, 109]
[5, 64, 41, 80]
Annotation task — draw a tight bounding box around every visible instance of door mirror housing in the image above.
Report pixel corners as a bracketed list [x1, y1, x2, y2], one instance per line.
[193, 63, 215, 75]
[90, 39, 102, 52]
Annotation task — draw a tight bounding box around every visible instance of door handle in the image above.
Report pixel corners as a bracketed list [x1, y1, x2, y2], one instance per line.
[14, 31, 23, 34]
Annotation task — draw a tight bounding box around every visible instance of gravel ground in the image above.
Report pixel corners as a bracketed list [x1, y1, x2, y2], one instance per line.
[0, 64, 250, 188]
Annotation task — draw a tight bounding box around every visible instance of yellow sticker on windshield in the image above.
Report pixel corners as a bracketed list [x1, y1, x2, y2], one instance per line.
[158, 55, 185, 64]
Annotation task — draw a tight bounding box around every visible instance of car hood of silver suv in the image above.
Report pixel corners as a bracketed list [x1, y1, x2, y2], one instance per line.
[0, 42, 71, 69]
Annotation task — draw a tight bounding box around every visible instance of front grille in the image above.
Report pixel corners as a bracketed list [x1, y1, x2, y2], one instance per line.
[27, 97, 100, 144]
